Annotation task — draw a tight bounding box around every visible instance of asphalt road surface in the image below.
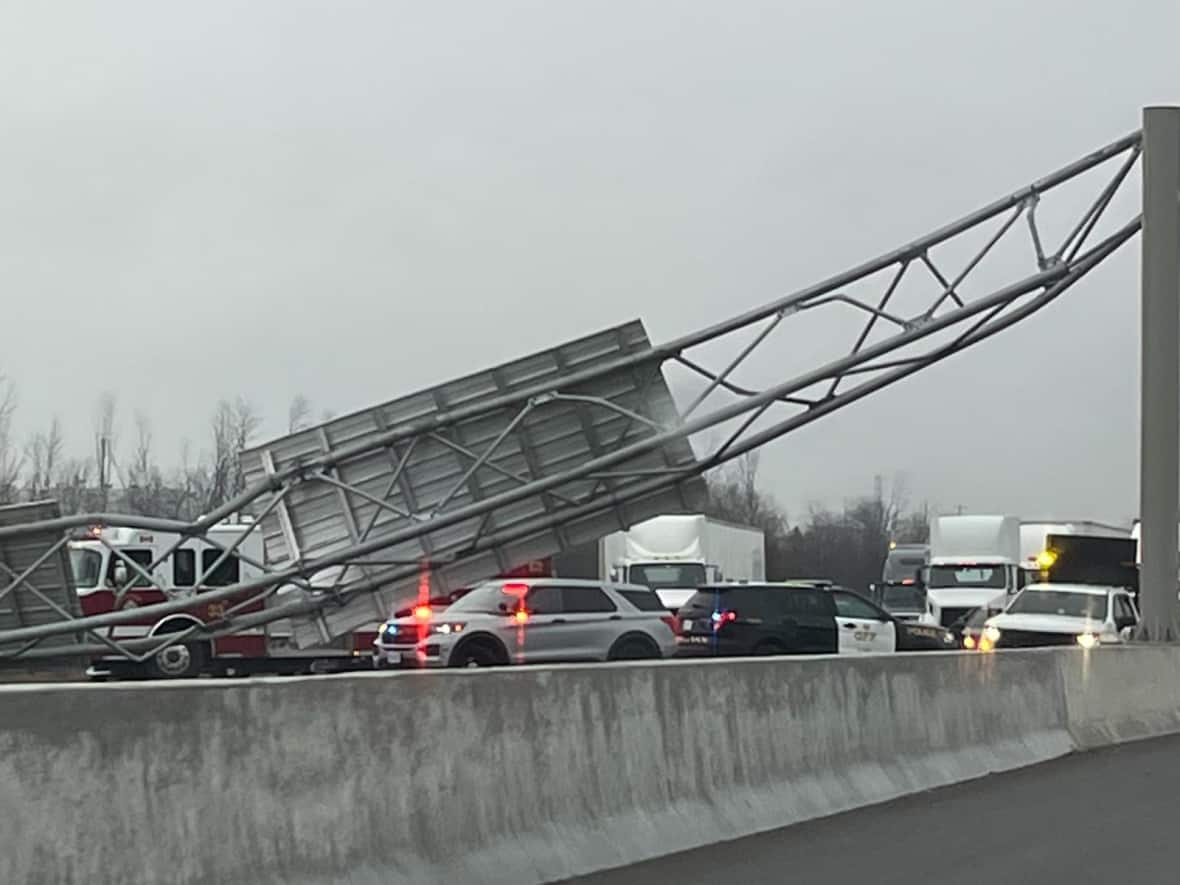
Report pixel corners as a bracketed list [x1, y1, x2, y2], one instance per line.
[561, 733, 1180, 884]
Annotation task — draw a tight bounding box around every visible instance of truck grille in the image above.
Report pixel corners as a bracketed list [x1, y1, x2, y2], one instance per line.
[996, 630, 1078, 649]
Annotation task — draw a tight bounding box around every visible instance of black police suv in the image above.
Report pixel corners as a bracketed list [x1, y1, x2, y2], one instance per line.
[675, 582, 957, 656]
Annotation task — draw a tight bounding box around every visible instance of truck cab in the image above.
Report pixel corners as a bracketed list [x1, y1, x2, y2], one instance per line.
[601, 514, 766, 614]
[871, 543, 929, 621]
[920, 515, 1023, 628]
[922, 560, 1024, 628]
[611, 560, 717, 613]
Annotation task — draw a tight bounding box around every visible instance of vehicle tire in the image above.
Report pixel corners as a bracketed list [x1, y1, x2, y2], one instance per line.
[448, 638, 504, 668]
[607, 635, 660, 661]
[146, 638, 208, 679]
[146, 622, 209, 679]
[752, 640, 787, 656]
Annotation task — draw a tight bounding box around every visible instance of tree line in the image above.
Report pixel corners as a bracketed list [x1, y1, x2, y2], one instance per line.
[703, 452, 930, 592]
[0, 374, 329, 520]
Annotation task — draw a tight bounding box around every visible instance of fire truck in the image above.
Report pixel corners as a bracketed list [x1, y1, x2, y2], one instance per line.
[68, 519, 553, 679]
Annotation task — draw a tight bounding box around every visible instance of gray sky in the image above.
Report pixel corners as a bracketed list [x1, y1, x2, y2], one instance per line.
[1, 0, 1177, 525]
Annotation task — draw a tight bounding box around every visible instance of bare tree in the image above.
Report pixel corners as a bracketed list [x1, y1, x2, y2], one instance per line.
[54, 458, 91, 515]
[704, 452, 791, 577]
[0, 375, 20, 504]
[206, 402, 233, 511]
[170, 438, 209, 521]
[124, 412, 171, 517]
[93, 392, 118, 510]
[129, 412, 152, 479]
[778, 474, 931, 590]
[231, 397, 262, 499]
[206, 397, 262, 510]
[24, 416, 64, 501]
[894, 500, 931, 543]
[705, 452, 786, 533]
[288, 394, 312, 433]
[846, 474, 907, 549]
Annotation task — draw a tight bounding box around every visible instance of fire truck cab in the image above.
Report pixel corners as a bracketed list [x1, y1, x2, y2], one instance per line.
[68, 519, 375, 679]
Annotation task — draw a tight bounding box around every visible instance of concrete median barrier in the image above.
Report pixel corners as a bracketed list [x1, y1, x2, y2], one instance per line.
[0, 650, 1079, 885]
[1060, 644, 1180, 748]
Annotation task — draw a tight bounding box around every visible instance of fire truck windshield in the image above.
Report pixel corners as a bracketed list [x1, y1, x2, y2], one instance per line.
[69, 549, 103, 589]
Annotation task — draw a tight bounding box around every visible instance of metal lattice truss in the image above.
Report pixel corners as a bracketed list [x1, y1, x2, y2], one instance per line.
[0, 130, 1144, 660]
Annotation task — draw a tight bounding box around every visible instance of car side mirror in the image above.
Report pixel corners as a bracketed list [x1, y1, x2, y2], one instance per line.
[1119, 625, 1135, 642]
[113, 561, 129, 587]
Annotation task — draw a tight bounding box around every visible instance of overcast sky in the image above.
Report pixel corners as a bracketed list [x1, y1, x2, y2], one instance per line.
[1, 0, 1177, 525]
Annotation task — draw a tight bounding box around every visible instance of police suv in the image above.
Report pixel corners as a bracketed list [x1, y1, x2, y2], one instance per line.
[675, 581, 957, 656]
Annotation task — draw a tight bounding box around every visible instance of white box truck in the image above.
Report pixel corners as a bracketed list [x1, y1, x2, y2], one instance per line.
[600, 514, 766, 612]
[922, 514, 1022, 628]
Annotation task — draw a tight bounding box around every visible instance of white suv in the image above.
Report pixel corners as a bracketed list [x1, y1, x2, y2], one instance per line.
[373, 578, 678, 668]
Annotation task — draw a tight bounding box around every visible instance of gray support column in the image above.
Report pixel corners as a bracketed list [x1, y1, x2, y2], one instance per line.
[1138, 106, 1180, 641]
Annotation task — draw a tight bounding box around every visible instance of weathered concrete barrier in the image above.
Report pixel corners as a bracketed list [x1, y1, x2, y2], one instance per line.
[0, 647, 1175, 885]
[1060, 644, 1180, 748]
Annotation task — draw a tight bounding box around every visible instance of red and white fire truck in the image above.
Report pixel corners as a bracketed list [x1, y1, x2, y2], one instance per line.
[68, 519, 554, 679]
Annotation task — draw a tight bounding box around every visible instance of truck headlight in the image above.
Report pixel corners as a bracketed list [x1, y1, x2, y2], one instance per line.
[982, 625, 1001, 643]
[1076, 632, 1100, 650]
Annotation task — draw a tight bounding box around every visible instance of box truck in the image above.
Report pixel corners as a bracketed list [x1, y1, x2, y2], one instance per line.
[597, 514, 766, 612]
[1019, 520, 1130, 572]
[922, 515, 1022, 628]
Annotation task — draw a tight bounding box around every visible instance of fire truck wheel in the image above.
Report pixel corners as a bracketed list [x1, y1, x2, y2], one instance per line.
[147, 638, 208, 679]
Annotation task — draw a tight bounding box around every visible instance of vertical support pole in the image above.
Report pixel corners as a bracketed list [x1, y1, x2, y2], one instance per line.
[98, 436, 108, 510]
[1138, 106, 1180, 641]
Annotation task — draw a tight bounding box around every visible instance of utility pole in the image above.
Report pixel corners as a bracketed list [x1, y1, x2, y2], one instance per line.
[98, 435, 109, 511]
[1138, 106, 1180, 641]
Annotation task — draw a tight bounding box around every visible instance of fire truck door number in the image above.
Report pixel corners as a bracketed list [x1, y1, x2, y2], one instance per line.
[206, 602, 227, 620]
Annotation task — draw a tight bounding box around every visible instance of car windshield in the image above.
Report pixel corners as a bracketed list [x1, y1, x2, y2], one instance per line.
[928, 565, 1007, 589]
[627, 563, 707, 590]
[69, 549, 103, 589]
[882, 584, 925, 611]
[1007, 590, 1108, 620]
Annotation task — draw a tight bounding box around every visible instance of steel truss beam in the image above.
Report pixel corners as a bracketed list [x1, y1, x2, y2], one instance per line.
[0, 130, 1145, 660]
